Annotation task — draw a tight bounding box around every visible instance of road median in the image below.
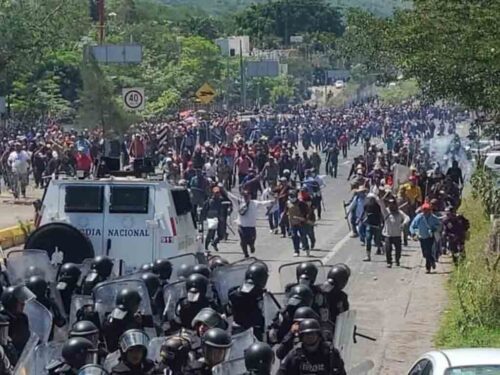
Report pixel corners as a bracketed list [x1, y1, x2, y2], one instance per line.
[0, 221, 34, 250]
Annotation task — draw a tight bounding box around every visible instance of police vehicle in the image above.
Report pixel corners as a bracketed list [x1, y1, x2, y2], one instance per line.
[27, 175, 201, 272]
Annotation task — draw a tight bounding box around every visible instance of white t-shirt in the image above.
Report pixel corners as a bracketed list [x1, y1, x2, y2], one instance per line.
[227, 192, 273, 227]
[8, 151, 30, 174]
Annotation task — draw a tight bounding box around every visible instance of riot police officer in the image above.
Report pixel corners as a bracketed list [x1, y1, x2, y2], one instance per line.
[286, 262, 329, 323]
[78, 364, 109, 375]
[153, 335, 192, 375]
[102, 288, 153, 352]
[152, 259, 173, 286]
[47, 337, 96, 375]
[70, 320, 107, 363]
[176, 264, 194, 281]
[321, 264, 350, 324]
[0, 285, 33, 355]
[191, 264, 211, 279]
[276, 307, 320, 360]
[277, 318, 346, 375]
[172, 274, 217, 331]
[228, 262, 268, 340]
[111, 329, 155, 375]
[244, 342, 275, 375]
[191, 308, 228, 337]
[81, 256, 114, 295]
[207, 256, 228, 272]
[140, 263, 154, 273]
[268, 284, 314, 344]
[57, 262, 82, 315]
[26, 275, 67, 334]
[140, 273, 164, 317]
[186, 328, 232, 375]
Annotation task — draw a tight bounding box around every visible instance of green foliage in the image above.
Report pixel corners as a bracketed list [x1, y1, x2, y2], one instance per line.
[435, 196, 500, 348]
[391, 0, 500, 116]
[376, 79, 419, 104]
[470, 168, 500, 217]
[235, 0, 344, 48]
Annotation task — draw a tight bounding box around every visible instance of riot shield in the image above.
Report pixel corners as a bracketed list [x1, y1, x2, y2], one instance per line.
[24, 299, 53, 344]
[13, 333, 38, 375]
[229, 257, 259, 266]
[162, 281, 186, 322]
[5, 249, 57, 284]
[147, 336, 166, 362]
[263, 292, 282, 329]
[278, 260, 325, 290]
[212, 358, 246, 375]
[334, 310, 356, 371]
[93, 279, 153, 323]
[229, 328, 255, 360]
[103, 351, 121, 373]
[33, 342, 64, 375]
[68, 294, 94, 328]
[211, 264, 248, 306]
[168, 253, 199, 281]
[78, 258, 124, 283]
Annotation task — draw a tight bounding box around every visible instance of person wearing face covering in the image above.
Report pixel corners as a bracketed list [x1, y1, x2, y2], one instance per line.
[277, 318, 346, 375]
[111, 330, 155, 375]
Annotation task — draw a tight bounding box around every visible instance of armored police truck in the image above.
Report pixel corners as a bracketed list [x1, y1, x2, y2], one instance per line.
[27, 176, 201, 272]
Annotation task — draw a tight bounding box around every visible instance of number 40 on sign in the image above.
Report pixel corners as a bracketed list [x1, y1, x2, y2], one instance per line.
[122, 88, 145, 111]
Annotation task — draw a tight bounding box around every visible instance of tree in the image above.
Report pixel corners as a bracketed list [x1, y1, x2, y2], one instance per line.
[391, 0, 500, 119]
[236, 0, 344, 47]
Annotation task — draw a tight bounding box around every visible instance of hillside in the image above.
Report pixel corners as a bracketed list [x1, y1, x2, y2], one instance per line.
[157, 0, 411, 17]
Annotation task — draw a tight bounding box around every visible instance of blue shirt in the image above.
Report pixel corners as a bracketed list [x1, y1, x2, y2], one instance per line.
[410, 213, 441, 239]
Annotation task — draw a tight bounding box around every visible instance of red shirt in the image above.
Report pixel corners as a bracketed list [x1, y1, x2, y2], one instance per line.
[76, 153, 92, 171]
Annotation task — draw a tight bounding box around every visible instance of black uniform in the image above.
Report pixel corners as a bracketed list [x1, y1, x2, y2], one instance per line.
[111, 359, 155, 375]
[324, 289, 349, 324]
[174, 298, 213, 330]
[102, 312, 149, 353]
[277, 342, 346, 375]
[228, 287, 265, 340]
[0, 311, 29, 356]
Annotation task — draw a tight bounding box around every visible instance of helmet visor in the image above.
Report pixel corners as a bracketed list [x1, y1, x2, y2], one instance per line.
[119, 330, 150, 353]
[203, 345, 230, 367]
[77, 364, 108, 375]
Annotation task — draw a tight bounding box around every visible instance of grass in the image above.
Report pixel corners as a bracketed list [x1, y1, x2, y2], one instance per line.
[376, 79, 420, 105]
[435, 196, 500, 348]
[326, 82, 361, 108]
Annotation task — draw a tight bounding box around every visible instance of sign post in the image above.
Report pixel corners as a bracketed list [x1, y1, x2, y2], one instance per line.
[122, 88, 145, 111]
[196, 83, 217, 105]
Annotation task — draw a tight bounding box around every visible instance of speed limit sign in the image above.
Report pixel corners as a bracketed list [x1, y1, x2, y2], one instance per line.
[122, 88, 145, 111]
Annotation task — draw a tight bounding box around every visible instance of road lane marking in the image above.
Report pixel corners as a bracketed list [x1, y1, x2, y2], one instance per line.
[322, 232, 352, 264]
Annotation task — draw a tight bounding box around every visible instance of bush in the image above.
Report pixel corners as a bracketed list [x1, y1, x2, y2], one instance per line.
[435, 196, 500, 347]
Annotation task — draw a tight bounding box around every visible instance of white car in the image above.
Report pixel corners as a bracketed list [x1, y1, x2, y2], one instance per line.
[334, 80, 345, 89]
[465, 140, 494, 158]
[408, 348, 500, 374]
[484, 152, 500, 174]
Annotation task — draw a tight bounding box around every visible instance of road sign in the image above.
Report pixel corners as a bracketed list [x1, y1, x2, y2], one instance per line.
[196, 83, 216, 104]
[246, 60, 280, 78]
[91, 44, 142, 64]
[122, 88, 145, 111]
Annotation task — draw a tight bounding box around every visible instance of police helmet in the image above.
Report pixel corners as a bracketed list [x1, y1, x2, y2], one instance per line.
[26, 275, 48, 300]
[192, 307, 228, 331]
[244, 262, 269, 290]
[77, 364, 109, 375]
[61, 337, 96, 370]
[186, 273, 209, 302]
[59, 263, 82, 283]
[70, 321, 99, 345]
[140, 272, 161, 298]
[115, 288, 142, 313]
[244, 342, 275, 374]
[287, 284, 313, 307]
[208, 256, 229, 271]
[322, 264, 350, 293]
[1, 285, 35, 312]
[140, 262, 154, 273]
[160, 336, 191, 368]
[295, 262, 318, 285]
[177, 263, 194, 280]
[192, 264, 211, 279]
[25, 265, 45, 279]
[298, 318, 321, 335]
[91, 256, 113, 278]
[119, 329, 150, 355]
[293, 306, 320, 322]
[201, 328, 232, 366]
[152, 258, 173, 281]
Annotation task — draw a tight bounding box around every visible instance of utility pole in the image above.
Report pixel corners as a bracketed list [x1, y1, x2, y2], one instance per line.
[98, 0, 105, 44]
[239, 39, 246, 108]
[284, 0, 289, 47]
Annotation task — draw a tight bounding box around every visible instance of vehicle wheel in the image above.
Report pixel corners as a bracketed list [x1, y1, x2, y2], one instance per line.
[24, 223, 94, 264]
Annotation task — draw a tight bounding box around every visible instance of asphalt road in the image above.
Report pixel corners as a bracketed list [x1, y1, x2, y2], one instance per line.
[214, 144, 450, 375]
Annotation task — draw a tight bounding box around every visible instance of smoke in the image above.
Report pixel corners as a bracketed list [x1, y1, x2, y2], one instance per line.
[426, 134, 472, 180]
